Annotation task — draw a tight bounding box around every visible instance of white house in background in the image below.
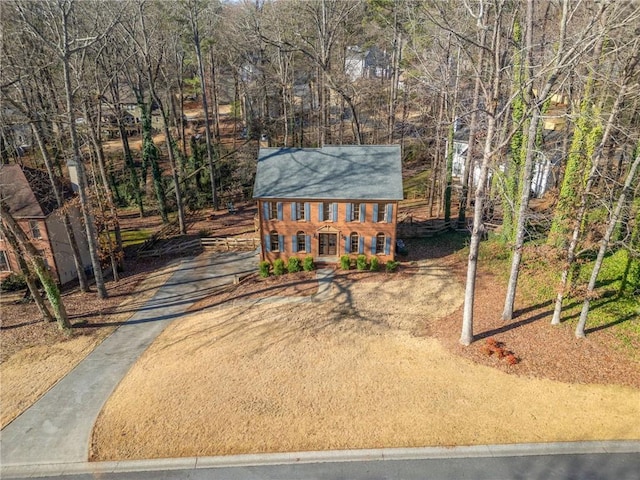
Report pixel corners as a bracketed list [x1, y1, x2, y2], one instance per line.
[450, 126, 564, 198]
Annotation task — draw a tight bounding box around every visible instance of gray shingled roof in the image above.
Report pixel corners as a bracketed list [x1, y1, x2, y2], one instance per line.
[253, 145, 403, 200]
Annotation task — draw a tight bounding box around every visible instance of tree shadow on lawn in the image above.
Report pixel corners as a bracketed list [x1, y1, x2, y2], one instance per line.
[155, 274, 385, 357]
[474, 292, 632, 341]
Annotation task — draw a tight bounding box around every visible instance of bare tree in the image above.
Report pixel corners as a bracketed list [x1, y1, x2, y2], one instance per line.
[13, 0, 122, 299]
[501, 0, 610, 321]
[460, 1, 505, 345]
[0, 216, 54, 323]
[0, 202, 70, 331]
[575, 151, 640, 337]
[184, 0, 218, 210]
[551, 43, 640, 325]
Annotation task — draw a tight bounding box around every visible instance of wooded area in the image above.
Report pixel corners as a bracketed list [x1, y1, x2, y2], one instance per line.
[1, 0, 638, 344]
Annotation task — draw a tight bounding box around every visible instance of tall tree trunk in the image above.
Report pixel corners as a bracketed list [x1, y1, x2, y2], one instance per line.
[189, 4, 218, 210]
[61, 36, 108, 299]
[149, 84, 187, 235]
[429, 91, 446, 217]
[548, 7, 608, 246]
[461, 5, 502, 346]
[575, 152, 640, 338]
[209, 48, 220, 143]
[139, 99, 168, 223]
[111, 81, 144, 217]
[83, 99, 122, 280]
[387, 8, 401, 144]
[502, 0, 607, 321]
[502, 18, 526, 243]
[0, 204, 70, 331]
[444, 46, 460, 225]
[30, 120, 91, 290]
[457, 27, 486, 229]
[0, 220, 53, 323]
[551, 78, 633, 324]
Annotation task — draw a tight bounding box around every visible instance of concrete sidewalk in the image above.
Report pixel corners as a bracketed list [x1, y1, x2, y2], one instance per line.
[0, 250, 258, 467]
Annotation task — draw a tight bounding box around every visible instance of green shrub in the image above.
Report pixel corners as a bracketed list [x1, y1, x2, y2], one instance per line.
[386, 260, 399, 272]
[287, 256, 301, 273]
[273, 258, 285, 275]
[370, 256, 379, 271]
[356, 254, 367, 271]
[259, 261, 270, 278]
[340, 255, 351, 270]
[303, 255, 315, 271]
[0, 273, 27, 292]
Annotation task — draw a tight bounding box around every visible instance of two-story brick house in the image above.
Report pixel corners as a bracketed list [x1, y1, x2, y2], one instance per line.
[253, 145, 403, 264]
[0, 164, 92, 286]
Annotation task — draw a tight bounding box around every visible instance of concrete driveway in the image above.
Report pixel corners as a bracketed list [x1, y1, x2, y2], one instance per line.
[0, 250, 258, 468]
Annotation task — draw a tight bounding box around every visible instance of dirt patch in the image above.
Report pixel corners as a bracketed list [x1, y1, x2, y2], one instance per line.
[90, 259, 640, 460]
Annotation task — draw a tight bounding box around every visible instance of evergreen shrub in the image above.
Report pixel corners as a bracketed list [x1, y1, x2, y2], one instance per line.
[259, 261, 270, 278]
[370, 256, 379, 271]
[287, 257, 301, 273]
[273, 258, 285, 275]
[303, 255, 315, 271]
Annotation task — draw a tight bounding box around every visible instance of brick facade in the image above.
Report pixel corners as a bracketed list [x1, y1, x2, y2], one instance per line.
[258, 199, 398, 264]
[0, 165, 92, 286]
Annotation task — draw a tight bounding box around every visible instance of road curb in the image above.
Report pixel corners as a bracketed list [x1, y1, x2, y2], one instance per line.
[3, 441, 639, 478]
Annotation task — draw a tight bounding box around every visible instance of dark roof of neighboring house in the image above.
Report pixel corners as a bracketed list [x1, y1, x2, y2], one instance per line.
[0, 164, 71, 217]
[253, 145, 403, 201]
[453, 127, 471, 143]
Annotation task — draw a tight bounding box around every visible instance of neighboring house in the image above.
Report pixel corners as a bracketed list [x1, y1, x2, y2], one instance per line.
[345, 46, 392, 81]
[1, 107, 33, 158]
[100, 108, 140, 139]
[450, 126, 565, 198]
[99, 93, 164, 139]
[253, 145, 403, 264]
[0, 164, 92, 286]
[451, 127, 472, 178]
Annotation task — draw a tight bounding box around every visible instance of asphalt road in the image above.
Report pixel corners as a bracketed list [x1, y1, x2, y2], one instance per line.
[2, 452, 639, 480]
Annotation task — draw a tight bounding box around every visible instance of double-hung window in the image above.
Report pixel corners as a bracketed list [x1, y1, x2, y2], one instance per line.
[269, 202, 278, 220]
[350, 203, 361, 221]
[292, 202, 307, 221]
[350, 233, 359, 254]
[0, 250, 10, 271]
[270, 231, 280, 252]
[297, 231, 306, 252]
[264, 201, 283, 220]
[375, 233, 386, 254]
[322, 202, 332, 221]
[29, 220, 42, 239]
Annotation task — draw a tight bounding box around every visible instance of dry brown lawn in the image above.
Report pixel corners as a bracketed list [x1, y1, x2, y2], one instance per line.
[0, 259, 179, 428]
[90, 261, 640, 461]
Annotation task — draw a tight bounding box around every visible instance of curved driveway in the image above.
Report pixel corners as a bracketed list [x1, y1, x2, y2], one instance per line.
[0, 250, 258, 467]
